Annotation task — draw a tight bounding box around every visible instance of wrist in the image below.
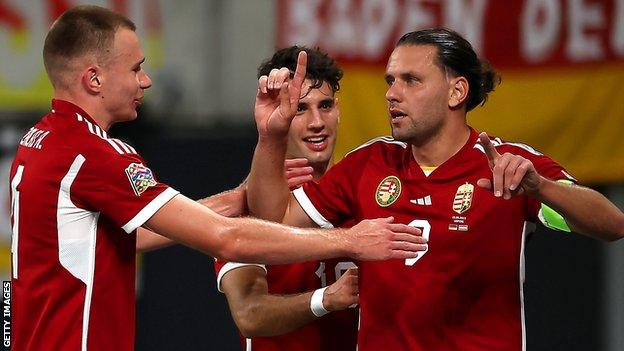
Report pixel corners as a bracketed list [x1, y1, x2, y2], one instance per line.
[310, 287, 330, 317]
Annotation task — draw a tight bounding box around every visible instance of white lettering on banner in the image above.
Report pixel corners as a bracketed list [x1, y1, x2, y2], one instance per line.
[285, 0, 322, 46]
[613, 0, 624, 55]
[400, 0, 435, 37]
[287, 0, 488, 60]
[282, 0, 624, 64]
[362, 0, 398, 59]
[443, 0, 488, 53]
[521, 0, 561, 62]
[326, 0, 359, 57]
[566, 0, 605, 61]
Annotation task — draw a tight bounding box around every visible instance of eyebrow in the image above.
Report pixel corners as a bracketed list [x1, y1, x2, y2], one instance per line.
[133, 57, 146, 69]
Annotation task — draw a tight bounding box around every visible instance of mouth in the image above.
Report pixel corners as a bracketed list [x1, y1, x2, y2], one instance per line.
[302, 135, 330, 152]
[389, 109, 407, 124]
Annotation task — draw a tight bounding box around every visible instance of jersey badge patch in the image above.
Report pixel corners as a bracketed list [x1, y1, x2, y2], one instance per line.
[125, 163, 157, 196]
[452, 182, 474, 214]
[375, 176, 401, 207]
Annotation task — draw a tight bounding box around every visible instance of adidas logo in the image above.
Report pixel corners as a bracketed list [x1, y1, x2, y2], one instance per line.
[410, 195, 432, 206]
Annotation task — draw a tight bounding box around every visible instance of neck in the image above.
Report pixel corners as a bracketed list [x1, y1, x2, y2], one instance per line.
[409, 119, 470, 167]
[54, 90, 114, 131]
[312, 159, 333, 180]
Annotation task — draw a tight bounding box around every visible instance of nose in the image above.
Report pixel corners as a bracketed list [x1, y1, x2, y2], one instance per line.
[307, 108, 325, 132]
[385, 82, 401, 103]
[139, 70, 153, 90]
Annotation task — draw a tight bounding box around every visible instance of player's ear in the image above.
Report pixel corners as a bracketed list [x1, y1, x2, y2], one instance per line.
[448, 76, 468, 109]
[82, 65, 103, 94]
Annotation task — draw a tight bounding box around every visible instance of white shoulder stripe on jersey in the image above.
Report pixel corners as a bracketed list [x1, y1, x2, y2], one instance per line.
[56, 154, 99, 351]
[124, 142, 137, 154]
[112, 139, 132, 154]
[216, 262, 267, 293]
[76, 113, 136, 155]
[292, 187, 334, 228]
[346, 136, 407, 157]
[106, 139, 124, 154]
[473, 138, 542, 156]
[121, 188, 180, 233]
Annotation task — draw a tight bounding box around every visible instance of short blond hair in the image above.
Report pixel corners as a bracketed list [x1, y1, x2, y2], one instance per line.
[43, 5, 135, 89]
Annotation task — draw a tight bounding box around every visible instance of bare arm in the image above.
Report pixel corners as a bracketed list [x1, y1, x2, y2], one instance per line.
[221, 266, 358, 337]
[137, 183, 248, 252]
[247, 52, 308, 222]
[144, 194, 426, 264]
[477, 132, 624, 241]
[529, 179, 624, 241]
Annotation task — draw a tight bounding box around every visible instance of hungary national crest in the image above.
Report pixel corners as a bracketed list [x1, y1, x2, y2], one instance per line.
[125, 163, 157, 196]
[452, 182, 474, 214]
[375, 176, 401, 207]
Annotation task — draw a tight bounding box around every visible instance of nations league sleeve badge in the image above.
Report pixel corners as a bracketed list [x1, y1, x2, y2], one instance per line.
[125, 163, 157, 196]
[375, 176, 401, 207]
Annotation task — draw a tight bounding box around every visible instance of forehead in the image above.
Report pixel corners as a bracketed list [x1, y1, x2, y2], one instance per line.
[299, 80, 335, 102]
[385, 44, 440, 75]
[111, 28, 143, 62]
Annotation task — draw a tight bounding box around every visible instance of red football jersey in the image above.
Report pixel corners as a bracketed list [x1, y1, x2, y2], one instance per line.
[293, 129, 574, 351]
[214, 258, 358, 351]
[9, 100, 179, 351]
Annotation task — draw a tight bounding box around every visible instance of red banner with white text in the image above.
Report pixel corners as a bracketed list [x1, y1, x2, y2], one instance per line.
[278, 0, 624, 184]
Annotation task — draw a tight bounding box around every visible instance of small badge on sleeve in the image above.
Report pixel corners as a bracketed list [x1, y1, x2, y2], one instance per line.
[125, 163, 157, 196]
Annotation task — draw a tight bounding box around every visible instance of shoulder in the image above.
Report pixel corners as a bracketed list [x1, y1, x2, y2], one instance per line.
[344, 136, 407, 159]
[67, 113, 141, 160]
[472, 134, 544, 158]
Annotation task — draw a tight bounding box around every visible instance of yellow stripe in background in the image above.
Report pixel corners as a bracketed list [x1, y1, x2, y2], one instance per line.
[335, 63, 624, 184]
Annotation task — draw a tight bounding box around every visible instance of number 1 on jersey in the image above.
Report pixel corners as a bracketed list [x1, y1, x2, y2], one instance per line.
[10, 165, 25, 279]
[405, 219, 431, 266]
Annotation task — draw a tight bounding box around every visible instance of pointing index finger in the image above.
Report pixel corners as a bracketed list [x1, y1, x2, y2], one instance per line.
[478, 132, 500, 164]
[289, 51, 308, 107]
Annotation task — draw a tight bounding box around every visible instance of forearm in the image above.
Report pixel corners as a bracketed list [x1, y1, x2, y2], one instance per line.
[198, 184, 246, 217]
[536, 179, 624, 241]
[136, 227, 175, 252]
[221, 267, 320, 337]
[247, 137, 291, 221]
[145, 195, 349, 264]
[233, 291, 317, 337]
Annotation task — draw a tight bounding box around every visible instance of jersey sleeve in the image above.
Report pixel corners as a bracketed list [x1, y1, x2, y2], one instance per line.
[293, 150, 365, 228]
[213, 258, 266, 293]
[510, 146, 576, 223]
[72, 149, 179, 233]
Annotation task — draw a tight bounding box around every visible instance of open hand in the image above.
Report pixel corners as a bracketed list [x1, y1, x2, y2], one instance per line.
[345, 217, 427, 261]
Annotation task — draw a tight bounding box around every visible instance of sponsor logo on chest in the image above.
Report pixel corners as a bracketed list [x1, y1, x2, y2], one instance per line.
[375, 175, 401, 207]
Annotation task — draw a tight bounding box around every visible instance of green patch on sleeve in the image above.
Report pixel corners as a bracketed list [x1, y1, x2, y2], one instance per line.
[539, 179, 575, 232]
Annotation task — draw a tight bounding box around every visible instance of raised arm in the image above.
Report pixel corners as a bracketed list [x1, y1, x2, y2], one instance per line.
[144, 193, 426, 264]
[247, 51, 308, 223]
[477, 132, 624, 241]
[220, 266, 358, 337]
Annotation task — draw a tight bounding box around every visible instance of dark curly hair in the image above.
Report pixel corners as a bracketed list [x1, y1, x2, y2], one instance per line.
[397, 28, 501, 111]
[257, 46, 343, 93]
